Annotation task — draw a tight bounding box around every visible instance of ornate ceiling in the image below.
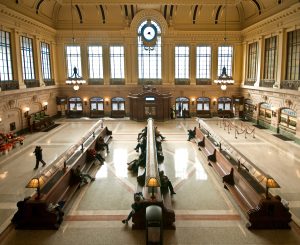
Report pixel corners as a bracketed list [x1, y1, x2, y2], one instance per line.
[0, 0, 298, 31]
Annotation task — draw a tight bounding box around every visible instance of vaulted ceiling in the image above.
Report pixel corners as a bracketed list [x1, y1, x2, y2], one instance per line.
[0, 0, 298, 31]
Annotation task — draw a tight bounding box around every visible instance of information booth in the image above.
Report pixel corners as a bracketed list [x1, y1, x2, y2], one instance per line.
[258, 102, 272, 128]
[68, 97, 83, 118]
[90, 97, 104, 118]
[128, 86, 172, 121]
[196, 97, 211, 118]
[278, 108, 297, 139]
[244, 99, 255, 121]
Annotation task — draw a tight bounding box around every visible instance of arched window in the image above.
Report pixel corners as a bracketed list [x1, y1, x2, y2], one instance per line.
[259, 102, 272, 122]
[196, 97, 211, 118]
[137, 20, 161, 82]
[279, 108, 297, 131]
[68, 97, 83, 118]
[90, 97, 104, 118]
[90, 97, 104, 111]
[217, 97, 232, 111]
[111, 97, 125, 118]
[69, 97, 82, 111]
[175, 97, 189, 118]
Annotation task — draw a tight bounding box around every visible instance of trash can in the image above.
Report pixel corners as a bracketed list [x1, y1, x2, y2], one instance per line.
[146, 205, 163, 245]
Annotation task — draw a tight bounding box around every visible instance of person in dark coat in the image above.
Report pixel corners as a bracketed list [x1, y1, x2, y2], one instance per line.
[33, 146, 46, 170]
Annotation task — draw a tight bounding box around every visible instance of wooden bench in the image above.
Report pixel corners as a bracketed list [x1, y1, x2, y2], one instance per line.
[194, 126, 291, 229]
[27, 110, 53, 132]
[11, 127, 112, 230]
[195, 128, 216, 162]
[132, 119, 175, 230]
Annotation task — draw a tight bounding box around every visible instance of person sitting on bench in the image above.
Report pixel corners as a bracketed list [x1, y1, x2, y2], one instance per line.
[134, 136, 146, 153]
[137, 127, 147, 141]
[187, 127, 196, 141]
[74, 165, 95, 184]
[95, 136, 109, 153]
[159, 170, 176, 195]
[122, 193, 144, 224]
[155, 127, 165, 141]
[127, 151, 146, 172]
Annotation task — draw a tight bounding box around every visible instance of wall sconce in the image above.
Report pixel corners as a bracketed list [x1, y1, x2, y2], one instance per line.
[146, 177, 160, 199]
[26, 175, 47, 200]
[43, 102, 48, 110]
[0, 118, 2, 123]
[212, 98, 217, 106]
[24, 107, 30, 117]
[105, 98, 109, 106]
[254, 105, 257, 111]
[285, 99, 292, 108]
[83, 98, 88, 106]
[191, 98, 195, 105]
[265, 176, 280, 199]
[272, 110, 277, 117]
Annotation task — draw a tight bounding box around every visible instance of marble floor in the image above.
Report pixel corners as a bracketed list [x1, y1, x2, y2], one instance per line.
[0, 118, 300, 245]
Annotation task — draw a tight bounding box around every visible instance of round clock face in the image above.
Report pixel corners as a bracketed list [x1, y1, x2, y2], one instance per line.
[141, 24, 157, 42]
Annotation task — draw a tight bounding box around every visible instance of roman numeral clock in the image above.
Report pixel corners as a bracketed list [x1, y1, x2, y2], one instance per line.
[141, 20, 158, 48]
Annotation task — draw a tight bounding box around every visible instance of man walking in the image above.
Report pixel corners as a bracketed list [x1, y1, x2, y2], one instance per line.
[33, 146, 46, 170]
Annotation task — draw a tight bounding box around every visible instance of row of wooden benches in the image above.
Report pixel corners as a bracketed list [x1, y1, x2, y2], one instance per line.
[11, 127, 112, 229]
[194, 127, 291, 229]
[132, 119, 175, 230]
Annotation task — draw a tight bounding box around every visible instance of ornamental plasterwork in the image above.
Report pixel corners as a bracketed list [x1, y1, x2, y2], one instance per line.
[241, 3, 300, 39]
[0, 4, 56, 35]
[130, 9, 168, 35]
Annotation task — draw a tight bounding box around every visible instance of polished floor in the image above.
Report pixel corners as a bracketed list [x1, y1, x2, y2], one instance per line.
[0, 118, 300, 245]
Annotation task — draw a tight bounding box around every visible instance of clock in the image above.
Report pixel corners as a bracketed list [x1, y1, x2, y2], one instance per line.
[141, 22, 157, 47]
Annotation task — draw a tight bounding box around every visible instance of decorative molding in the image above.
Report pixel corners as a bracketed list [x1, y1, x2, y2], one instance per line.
[130, 9, 168, 34]
[242, 3, 300, 39]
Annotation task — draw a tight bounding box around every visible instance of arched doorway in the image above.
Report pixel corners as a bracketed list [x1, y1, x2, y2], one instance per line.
[176, 97, 189, 118]
[68, 97, 83, 118]
[111, 97, 125, 118]
[90, 97, 104, 118]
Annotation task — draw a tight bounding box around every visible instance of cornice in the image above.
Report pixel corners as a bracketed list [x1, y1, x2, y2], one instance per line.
[241, 2, 300, 39]
[0, 4, 56, 36]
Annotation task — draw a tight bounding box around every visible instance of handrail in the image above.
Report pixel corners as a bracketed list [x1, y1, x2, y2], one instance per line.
[145, 118, 161, 199]
[36, 119, 104, 183]
[197, 118, 272, 188]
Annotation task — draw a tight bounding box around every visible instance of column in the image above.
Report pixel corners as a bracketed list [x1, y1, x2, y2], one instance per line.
[256, 36, 264, 87]
[34, 36, 43, 86]
[11, 29, 25, 89]
[102, 44, 110, 85]
[190, 44, 196, 85]
[275, 28, 286, 88]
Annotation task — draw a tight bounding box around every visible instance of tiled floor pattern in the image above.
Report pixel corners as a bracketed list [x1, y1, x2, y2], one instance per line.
[0, 118, 300, 244]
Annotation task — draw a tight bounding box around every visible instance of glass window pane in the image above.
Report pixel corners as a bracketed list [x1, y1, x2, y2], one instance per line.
[196, 46, 211, 79]
[0, 31, 13, 81]
[20, 36, 35, 80]
[66, 45, 82, 77]
[217, 46, 233, 77]
[175, 46, 189, 79]
[40, 42, 52, 80]
[110, 46, 125, 79]
[88, 46, 103, 79]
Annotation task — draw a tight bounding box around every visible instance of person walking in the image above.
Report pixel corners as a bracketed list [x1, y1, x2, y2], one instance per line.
[33, 146, 46, 170]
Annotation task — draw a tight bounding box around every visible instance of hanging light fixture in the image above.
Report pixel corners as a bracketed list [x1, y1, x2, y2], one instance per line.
[214, 0, 234, 91]
[65, 0, 86, 91]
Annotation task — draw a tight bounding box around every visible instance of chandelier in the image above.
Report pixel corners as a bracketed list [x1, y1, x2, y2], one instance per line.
[214, 0, 234, 91]
[66, 67, 86, 91]
[65, 0, 86, 91]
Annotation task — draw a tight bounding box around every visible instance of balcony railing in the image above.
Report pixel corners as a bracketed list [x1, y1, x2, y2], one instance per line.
[0, 80, 19, 91]
[280, 80, 300, 91]
[44, 79, 55, 86]
[259, 79, 275, 88]
[25, 79, 40, 88]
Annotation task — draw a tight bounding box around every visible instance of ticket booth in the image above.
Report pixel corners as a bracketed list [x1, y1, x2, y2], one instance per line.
[146, 205, 163, 245]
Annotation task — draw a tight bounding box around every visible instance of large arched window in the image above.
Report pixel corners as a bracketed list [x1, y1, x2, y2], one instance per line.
[137, 20, 161, 82]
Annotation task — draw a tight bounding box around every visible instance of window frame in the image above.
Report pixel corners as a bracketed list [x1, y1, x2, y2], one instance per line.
[20, 36, 35, 80]
[110, 46, 125, 80]
[40, 42, 52, 81]
[175, 45, 190, 80]
[217, 46, 233, 78]
[0, 30, 13, 81]
[88, 45, 104, 80]
[196, 45, 211, 80]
